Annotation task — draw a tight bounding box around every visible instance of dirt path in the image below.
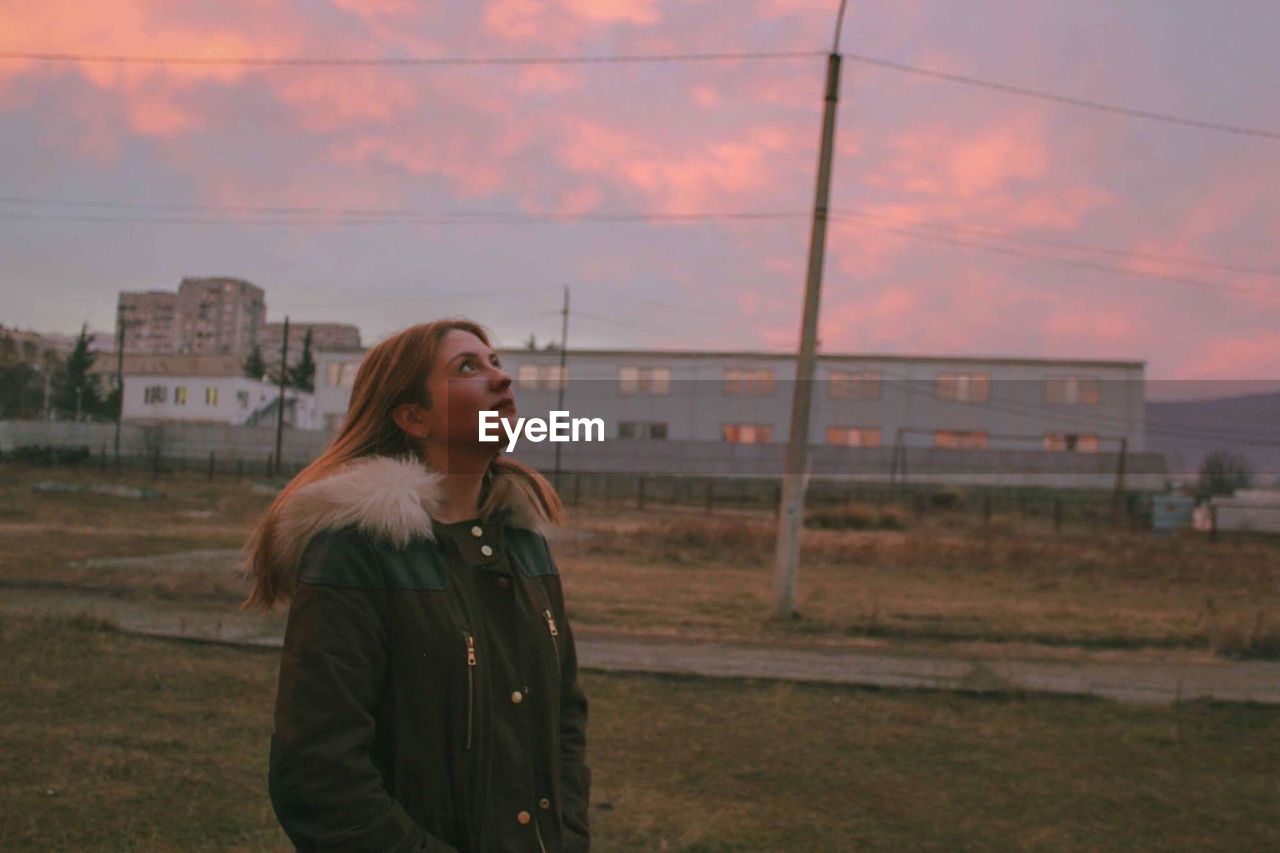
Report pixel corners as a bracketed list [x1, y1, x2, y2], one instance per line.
[5, 587, 1277, 706]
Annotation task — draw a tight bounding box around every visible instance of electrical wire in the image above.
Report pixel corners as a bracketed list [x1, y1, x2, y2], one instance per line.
[0, 49, 825, 67]
[839, 51, 1280, 141]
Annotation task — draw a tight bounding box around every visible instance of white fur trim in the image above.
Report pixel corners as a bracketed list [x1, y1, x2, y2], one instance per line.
[272, 455, 551, 575]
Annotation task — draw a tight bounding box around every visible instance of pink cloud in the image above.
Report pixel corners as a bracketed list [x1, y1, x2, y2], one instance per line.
[1176, 331, 1280, 379]
[556, 119, 807, 212]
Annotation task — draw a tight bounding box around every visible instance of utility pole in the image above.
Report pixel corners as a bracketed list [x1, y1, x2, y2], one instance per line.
[113, 303, 125, 469]
[773, 0, 849, 620]
[274, 316, 289, 478]
[553, 286, 570, 491]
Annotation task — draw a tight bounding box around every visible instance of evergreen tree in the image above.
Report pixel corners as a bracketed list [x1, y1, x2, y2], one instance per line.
[1197, 451, 1253, 498]
[51, 324, 101, 421]
[0, 331, 45, 418]
[243, 343, 267, 381]
[288, 328, 315, 392]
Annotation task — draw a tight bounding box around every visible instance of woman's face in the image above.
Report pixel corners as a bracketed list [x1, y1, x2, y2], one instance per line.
[421, 329, 516, 448]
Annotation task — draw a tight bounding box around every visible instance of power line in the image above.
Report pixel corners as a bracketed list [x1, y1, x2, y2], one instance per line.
[2, 45, 1274, 140]
[831, 208, 1280, 281]
[0, 49, 824, 67]
[0, 208, 804, 227]
[7, 195, 1276, 282]
[10, 194, 1280, 300]
[828, 213, 1280, 303]
[839, 51, 1280, 141]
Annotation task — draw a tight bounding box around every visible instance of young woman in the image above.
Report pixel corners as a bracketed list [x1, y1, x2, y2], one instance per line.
[241, 319, 591, 852]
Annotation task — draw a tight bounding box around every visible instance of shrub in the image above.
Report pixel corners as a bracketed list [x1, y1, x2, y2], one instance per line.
[2, 444, 91, 466]
[805, 506, 908, 531]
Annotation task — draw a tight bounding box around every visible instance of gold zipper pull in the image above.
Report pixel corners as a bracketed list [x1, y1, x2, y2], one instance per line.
[543, 609, 559, 636]
[466, 633, 476, 666]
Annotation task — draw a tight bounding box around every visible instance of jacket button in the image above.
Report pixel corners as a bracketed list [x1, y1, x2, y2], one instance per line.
[480, 544, 494, 557]
[539, 798, 551, 810]
[517, 810, 531, 825]
[470, 525, 483, 538]
[511, 690, 523, 704]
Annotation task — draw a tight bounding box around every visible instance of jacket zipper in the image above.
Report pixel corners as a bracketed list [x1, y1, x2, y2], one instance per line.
[533, 812, 549, 853]
[463, 631, 476, 751]
[542, 609, 561, 678]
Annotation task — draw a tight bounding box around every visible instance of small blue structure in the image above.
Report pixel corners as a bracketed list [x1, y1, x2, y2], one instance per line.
[1152, 494, 1195, 536]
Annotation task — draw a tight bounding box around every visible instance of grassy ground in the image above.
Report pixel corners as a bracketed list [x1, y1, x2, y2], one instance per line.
[2, 611, 1278, 851]
[3, 464, 1278, 658]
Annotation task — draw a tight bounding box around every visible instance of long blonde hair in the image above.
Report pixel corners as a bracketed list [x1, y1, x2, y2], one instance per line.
[239, 318, 564, 612]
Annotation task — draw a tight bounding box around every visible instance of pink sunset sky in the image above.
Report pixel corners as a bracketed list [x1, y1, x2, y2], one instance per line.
[1, 0, 1277, 382]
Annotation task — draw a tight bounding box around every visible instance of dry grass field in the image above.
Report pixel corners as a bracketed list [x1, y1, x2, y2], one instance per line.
[2, 464, 1278, 660]
[4, 463, 1280, 849]
[3, 611, 1278, 851]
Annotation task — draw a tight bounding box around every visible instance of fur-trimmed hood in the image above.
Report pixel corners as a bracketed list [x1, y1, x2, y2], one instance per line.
[271, 455, 553, 576]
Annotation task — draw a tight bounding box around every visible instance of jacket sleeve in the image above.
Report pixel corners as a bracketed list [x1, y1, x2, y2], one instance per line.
[268, 531, 459, 853]
[546, 542, 591, 852]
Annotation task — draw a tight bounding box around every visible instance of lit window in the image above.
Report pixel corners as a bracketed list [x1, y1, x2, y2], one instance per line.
[723, 423, 774, 444]
[174, 386, 188, 405]
[937, 373, 990, 403]
[1046, 377, 1101, 405]
[619, 367, 671, 395]
[826, 426, 882, 447]
[935, 430, 989, 449]
[724, 368, 774, 396]
[828, 370, 883, 399]
[1044, 433, 1100, 452]
[517, 364, 566, 390]
[144, 385, 167, 404]
[618, 421, 668, 440]
[205, 387, 218, 406]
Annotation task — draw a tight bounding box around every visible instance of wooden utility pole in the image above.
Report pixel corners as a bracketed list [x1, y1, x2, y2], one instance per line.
[113, 302, 125, 471]
[773, 0, 849, 620]
[553, 286, 570, 491]
[274, 316, 289, 477]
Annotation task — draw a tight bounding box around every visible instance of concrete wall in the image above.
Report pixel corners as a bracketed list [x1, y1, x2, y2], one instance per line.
[0, 420, 330, 468]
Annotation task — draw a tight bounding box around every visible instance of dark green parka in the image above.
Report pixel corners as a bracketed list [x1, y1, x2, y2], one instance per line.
[267, 455, 591, 851]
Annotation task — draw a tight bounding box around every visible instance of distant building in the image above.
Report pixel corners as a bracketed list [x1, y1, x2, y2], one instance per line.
[176, 277, 265, 355]
[262, 322, 361, 371]
[116, 277, 266, 356]
[117, 291, 180, 353]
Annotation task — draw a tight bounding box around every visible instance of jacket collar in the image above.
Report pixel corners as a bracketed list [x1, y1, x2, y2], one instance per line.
[272, 454, 550, 574]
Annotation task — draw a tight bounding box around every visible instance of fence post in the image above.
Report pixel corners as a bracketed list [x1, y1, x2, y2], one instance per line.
[208, 451, 216, 481]
[705, 480, 715, 515]
[266, 454, 274, 478]
[1053, 497, 1062, 533]
[99, 442, 107, 473]
[1209, 504, 1218, 543]
[235, 458, 244, 479]
[636, 477, 646, 510]
[983, 493, 992, 526]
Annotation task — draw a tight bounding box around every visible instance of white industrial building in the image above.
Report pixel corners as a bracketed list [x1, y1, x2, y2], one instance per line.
[313, 346, 1161, 488]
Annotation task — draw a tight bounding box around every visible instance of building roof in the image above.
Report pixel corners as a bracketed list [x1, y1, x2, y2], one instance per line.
[317, 345, 1144, 370]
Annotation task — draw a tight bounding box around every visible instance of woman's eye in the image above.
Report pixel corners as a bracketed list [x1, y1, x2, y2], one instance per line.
[459, 361, 476, 374]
